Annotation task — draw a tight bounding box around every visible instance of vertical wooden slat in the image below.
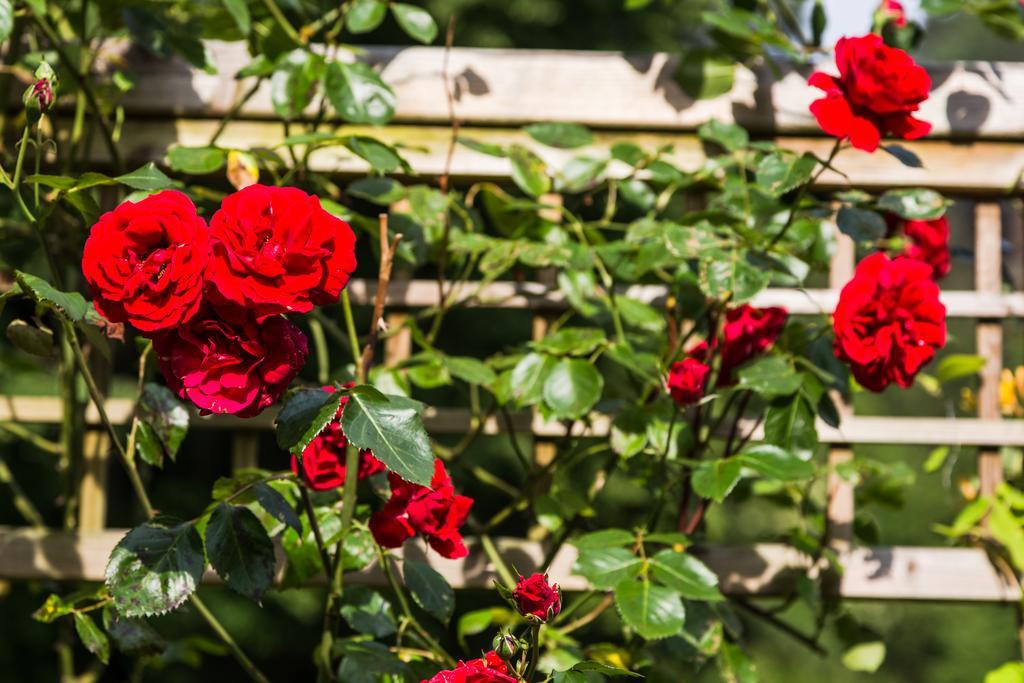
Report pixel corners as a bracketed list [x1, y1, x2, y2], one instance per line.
[231, 433, 260, 472]
[77, 431, 109, 532]
[976, 202, 1004, 496]
[826, 231, 856, 550]
[385, 312, 412, 363]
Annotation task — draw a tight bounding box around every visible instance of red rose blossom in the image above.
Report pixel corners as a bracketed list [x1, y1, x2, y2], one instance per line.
[833, 252, 945, 392]
[512, 573, 561, 622]
[808, 34, 931, 152]
[902, 215, 950, 280]
[422, 651, 516, 683]
[153, 309, 307, 417]
[291, 386, 386, 490]
[666, 358, 710, 406]
[689, 304, 788, 385]
[207, 184, 357, 319]
[82, 190, 210, 334]
[370, 459, 473, 559]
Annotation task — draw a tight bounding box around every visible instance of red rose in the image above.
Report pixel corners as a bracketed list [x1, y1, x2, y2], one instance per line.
[512, 573, 561, 622]
[902, 215, 950, 280]
[422, 652, 516, 683]
[689, 304, 787, 385]
[207, 184, 357, 319]
[153, 309, 307, 417]
[82, 190, 210, 334]
[808, 34, 931, 152]
[833, 252, 946, 392]
[666, 358, 710, 406]
[290, 387, 385, 490]
[369, 460, 473, 559]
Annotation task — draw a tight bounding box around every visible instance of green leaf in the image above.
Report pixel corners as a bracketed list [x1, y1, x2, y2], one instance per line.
[15, 271, 89, 322]
[619, 178, 657, 211]
[692, 459, 743, 503]
[340, 387, 435, 486]
[0, 0, 12, 44]
[876, 188, 948, 220]
[614, 579, 685, 639]
[346, 0, 388, 33]
[882, 144, 923, 168]
[457, 136, 507, 157]
[115, 163, 174, 191]
[205, 504, 276, 602]
[102, 606, 166, 656]
[532, 327, 606, 356]
[570, 661, 642, 677]
[649, 549, 723, 601]
[271, 50, 323, 118]
[510, 352, 558, 406]
[697, 119, 747, 152]
[923, 446, 951, 474]
[275, 388, 343, 455]
[348, 177, 406, 204]
[719, 641, 759, 683]
[574, 547, 642, 590]
[737, 357, 801, 398]
[543, 358, 604, 419]
[525, 122, 593, 149]
[134, 420, 165, 468]
[936, 354, 988, 383]
[74, 613, 111, 665]
[404, 559, 455, 623]
[509, 145, 551, 197]
[739, 444, 815, 481]
[254, 482, 302, 534]
[756, 152, 817, 197]
[700, 253, 770, 303]
[572, 529, 635, 551]
[6, 319, 54, 358]
[989, 502, 1024, 571]
[344, 136, 408, 174]
[340, 586, 397, 637]
[105, 521, 205, 617]
[841, 641, 886, 673]
[222, 0, 250, 33]
[137, 383, 189, 461]
[167, 146, 227, 174]
[764, 395, 818, 459]
[985, 662, 1024, 683]
[32, 594, 77, 623]
[391, 3, 438, 43]
[335, 640, 408, 683]
[325, 61, 396, 125]
[836, 206, 886, 242]
[444, 356, 497, 385]
[677, 49, 735, 101]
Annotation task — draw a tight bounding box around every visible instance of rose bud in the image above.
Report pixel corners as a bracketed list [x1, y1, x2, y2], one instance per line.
[512, 573, 561, 623]
[666, 357, 710, 406]
[23, 62, 57, 113]
[492, 630, 518, 660]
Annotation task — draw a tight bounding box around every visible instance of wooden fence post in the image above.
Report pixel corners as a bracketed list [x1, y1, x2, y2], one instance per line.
[826, 231, 856, 551]
[976, 202, 1004, 496]
[77, 430, 109, 532]
[232, 433, 260, 472]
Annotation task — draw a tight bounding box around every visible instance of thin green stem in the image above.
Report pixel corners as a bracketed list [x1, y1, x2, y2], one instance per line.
[340, 290, 364, 378]
[767, 139, 841, 249]
[300, 485, 334, 577]
[524, 623, 542, 682]
[0, 420, 62, 454]
[209, 78, 264, 146]
[333, 443, 361, 594]
[479, 534, 517, 588]
[191, 594, 273, 683]
[0, 454, 46, 526]
[262, 0, 303, 45]
[61, 317, 154, 518]
[308, 317, 330, 385]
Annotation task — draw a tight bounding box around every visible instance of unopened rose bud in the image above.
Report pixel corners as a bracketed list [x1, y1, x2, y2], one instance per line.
[492, 630, 518, 660]
[512, 573, 561, 624]
[23, 62, 57, 113]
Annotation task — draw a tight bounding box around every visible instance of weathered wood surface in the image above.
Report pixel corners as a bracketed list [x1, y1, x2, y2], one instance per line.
[3, 395, 1024, 446]
[111, 118, 1024, 194]
[118, 41, 1024, 140]
[0, 526, 1015, 601]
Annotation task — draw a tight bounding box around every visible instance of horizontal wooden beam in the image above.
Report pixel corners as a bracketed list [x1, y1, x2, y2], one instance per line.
[345, 279, 1024, 319]
[111, 119, 1024, 194]
[3, 395, 1022, 446]
[0, 526, 1014, 601]
[116, 41, 1024, 141]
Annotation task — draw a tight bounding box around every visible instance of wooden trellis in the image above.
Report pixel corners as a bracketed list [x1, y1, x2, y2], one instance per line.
[1, 41, 1022, 602]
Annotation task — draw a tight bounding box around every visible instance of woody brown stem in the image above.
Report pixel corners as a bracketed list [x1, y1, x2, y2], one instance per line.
[359, 214, 402, 382]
